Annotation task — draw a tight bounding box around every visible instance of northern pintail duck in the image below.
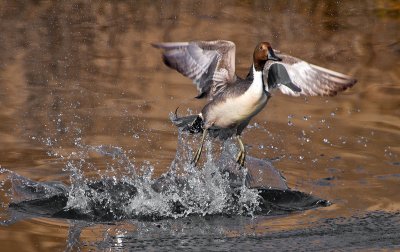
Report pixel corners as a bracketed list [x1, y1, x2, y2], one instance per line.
[152, 40, 356, 166]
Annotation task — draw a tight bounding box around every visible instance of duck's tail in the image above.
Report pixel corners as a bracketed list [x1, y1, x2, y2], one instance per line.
[171, 108, 203, 134]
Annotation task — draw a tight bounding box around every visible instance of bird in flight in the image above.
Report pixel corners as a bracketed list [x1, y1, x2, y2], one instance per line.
[152, 40, 356, 167]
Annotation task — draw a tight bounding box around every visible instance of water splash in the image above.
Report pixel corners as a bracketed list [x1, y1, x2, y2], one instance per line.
[1, 111, 329, 223]
[1, 127, 262, 221]
[119, 129, 260, 219]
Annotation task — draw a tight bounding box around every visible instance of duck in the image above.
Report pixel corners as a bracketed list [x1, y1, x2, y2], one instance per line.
[152, 40, 356, 167]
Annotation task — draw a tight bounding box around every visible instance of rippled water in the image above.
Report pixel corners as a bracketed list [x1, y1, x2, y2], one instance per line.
[0, 1, 399, 251]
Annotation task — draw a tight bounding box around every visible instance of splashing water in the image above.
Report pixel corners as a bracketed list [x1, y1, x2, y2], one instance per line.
[111, 128, 260, 219]
[1, 125, 261, 221]
[1, 107, 330, 224]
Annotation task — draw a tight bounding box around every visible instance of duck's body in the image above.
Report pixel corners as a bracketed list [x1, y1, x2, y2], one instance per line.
[202, 66, 268, 133]
[153, 40, 356, 166]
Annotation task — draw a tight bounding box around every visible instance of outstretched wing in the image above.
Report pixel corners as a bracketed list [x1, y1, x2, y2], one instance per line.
[265, 52, 357, 96]
[152, 40, 237, 99]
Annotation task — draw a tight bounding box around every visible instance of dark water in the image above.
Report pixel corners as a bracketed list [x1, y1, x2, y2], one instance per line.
[0, 1, 400, 251]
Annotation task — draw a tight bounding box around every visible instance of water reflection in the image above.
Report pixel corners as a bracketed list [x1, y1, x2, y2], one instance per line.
[0, 0, 399, 251]
[63, 211, 400, 251]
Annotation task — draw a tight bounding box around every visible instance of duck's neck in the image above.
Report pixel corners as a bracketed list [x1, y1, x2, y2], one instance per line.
[254, 58, 267, 71]
[246, 64, 266, 90]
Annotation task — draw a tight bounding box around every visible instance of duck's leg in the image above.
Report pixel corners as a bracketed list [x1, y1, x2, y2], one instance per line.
[235, 135, 246, 166]
[192, 129, 208, 166]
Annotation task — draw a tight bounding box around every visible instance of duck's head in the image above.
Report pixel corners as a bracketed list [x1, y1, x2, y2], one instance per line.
[253, 42, 281, 71]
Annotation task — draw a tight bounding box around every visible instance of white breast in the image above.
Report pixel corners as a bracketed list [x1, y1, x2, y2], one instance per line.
[208, 67, 268, 128]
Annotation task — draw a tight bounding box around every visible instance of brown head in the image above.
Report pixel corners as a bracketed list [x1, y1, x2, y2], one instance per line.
[253, 42, 282, 71]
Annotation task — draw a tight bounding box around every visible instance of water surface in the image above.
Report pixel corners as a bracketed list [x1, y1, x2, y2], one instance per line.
[0, 1, 399, 251]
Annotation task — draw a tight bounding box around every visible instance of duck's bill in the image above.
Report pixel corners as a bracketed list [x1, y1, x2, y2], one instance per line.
[283, 82, 302, 93]
[268, 48, 282, 61]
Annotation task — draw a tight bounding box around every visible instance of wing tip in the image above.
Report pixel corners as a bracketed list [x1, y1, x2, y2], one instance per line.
[342, 76, 358, 91]
[326, 77, 357, 96]
[150, 42, 190, 49]
[151, 42, 162, 48]
[350, 78, 358, 86]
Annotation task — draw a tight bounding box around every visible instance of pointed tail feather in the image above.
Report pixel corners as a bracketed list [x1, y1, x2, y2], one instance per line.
[171, 109, 203, 134]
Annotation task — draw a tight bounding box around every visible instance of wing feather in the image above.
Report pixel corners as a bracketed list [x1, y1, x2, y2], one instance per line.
[265, 53, 357, 96]
[152, 40, 237, 99]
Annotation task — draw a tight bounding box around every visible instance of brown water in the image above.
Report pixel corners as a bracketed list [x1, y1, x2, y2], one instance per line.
[0, 1, 400, 251]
